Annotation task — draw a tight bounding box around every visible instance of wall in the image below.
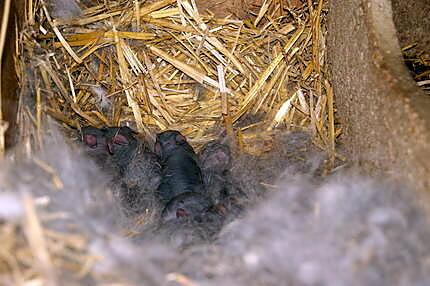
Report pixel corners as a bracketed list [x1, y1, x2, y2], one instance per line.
[328, 0, 430, 192]
[0, 0, 24, 147]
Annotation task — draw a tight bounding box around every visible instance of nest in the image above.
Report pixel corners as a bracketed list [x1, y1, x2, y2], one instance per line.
[11, 0, 339, 157]
[0, 0, 342, 285]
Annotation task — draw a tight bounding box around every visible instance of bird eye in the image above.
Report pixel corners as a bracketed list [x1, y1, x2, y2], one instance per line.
[83, 134, 97, 148]
[113, 134, 128, 145]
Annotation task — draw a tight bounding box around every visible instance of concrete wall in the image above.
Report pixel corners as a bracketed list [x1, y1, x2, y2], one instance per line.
[328, 0, 430, 192]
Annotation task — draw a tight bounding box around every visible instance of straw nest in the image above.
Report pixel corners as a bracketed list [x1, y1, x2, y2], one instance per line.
[10, 0, 340, 157]
[0, 0, 342, 285]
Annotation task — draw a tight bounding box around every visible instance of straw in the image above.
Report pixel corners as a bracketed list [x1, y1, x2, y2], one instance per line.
[16, 0, 336, 158]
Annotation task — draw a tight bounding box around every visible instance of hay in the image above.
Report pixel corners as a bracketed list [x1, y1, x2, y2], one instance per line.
[15, 0, 337, 155]
[402, 43, 430, 95]
[1, 0, 340, 285]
